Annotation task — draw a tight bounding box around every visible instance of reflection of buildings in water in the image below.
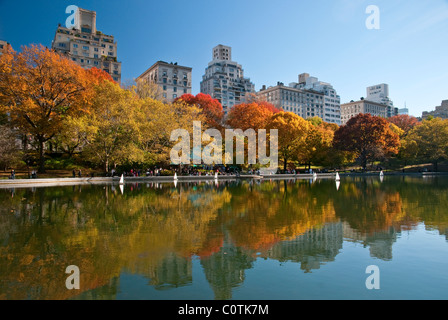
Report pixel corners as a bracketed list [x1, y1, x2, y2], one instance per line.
[74, 276, 120, 300]
[144, 252, 193, 290]
[343, 222, 397, 261]
[200, 241, 256, 300]
[260, 222, 343, 273]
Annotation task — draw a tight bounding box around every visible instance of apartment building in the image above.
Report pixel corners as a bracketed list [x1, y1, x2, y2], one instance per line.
[51, 8, 122, 83]
[0, 40, 11, 56]
[366, 84, 398, 118]
[289, 73, 341, 125]
[136, 61, 192, 103]
[422, 100, 448, 120]
[200, 45, 255, 113]
[340, 99, 388, 124]
[257, 82, 325, 120]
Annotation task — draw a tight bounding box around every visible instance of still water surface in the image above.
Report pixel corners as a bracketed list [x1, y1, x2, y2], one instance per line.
[0, 176, 447, 300]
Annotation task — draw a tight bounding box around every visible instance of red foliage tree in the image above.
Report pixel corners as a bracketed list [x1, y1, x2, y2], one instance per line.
[175, 93, 224, 129]
[86, 67, 115, 84]
[334, 113, 401, 169]
[388, 114, 420, 134]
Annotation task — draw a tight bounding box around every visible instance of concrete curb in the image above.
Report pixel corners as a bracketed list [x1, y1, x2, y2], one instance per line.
[0, 172, 445, 188]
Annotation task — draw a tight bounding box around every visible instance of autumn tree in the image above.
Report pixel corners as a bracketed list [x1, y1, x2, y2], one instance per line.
[333, 113, 401, 170]
[138, 98, 204, 166]
[80, 81, 144, 172]
[266, 112, 309, 171]
[0, 45, 96, 172]
[299, 123, 334, 168]
[175, 93, 224, 130]
[135, 80, 165, 101]
[401, 117, 448, 171]
[0, 126, 22, 171]
[388, 114, 420, 135]
[226, 102, 281, 131]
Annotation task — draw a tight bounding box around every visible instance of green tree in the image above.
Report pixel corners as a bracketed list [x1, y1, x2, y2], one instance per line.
[402, 117, 448, 171]
[81, 81, 144, 172]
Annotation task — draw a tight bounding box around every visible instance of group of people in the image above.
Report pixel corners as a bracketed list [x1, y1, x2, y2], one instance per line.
[9, 169, 38, 179]
[72, 169, 83, 178]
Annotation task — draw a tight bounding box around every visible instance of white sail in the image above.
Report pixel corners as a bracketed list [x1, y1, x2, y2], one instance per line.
[214, 172, 218, 179]
[119, 174, 124, 185]
[380, 171, 384, 177]
[174, 172, 178, 180]
[335, 172, 340, 181]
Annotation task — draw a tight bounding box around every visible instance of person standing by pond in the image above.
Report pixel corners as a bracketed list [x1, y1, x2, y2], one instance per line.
[10, 169, 15, 180]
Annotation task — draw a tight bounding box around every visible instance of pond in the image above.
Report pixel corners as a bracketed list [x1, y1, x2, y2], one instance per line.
[0, 176, 447, 300]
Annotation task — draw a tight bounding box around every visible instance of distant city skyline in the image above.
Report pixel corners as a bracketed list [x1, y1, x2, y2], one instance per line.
[1, 0, 447, 117]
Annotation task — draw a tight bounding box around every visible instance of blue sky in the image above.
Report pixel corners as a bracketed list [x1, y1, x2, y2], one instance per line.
[1, 0, 447, 117]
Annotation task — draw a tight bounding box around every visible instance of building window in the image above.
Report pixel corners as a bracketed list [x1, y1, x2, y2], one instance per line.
[94, 48, 99, 52]
[163, 85, 167, 91]
[173, 94, 177, 99]
[73, 44, 78, 48]
[82, 46, 89, 50]
[173, 87, 177, 92]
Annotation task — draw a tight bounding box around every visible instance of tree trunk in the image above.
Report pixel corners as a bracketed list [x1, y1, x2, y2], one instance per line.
[38, 137, 46, 174]
[283, 157, 287, 171]
[105, 157, 109, 173]
[434, 161, 438, 172]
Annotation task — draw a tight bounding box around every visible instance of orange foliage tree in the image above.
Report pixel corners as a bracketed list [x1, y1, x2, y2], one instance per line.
[334, 113, 401, 169]
[266, 112, 309, 171]
[226, 102, 281, 131]
[0, 45, 105, 172]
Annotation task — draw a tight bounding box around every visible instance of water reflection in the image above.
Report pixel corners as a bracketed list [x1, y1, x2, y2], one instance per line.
[0, 176, 447, 299]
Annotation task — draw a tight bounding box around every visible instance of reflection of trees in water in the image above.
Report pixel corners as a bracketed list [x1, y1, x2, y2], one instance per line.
[0, 177, 447, 299]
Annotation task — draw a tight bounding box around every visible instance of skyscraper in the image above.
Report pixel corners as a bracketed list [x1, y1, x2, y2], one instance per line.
[200, 45, 255, 113]
[51, 8, 122, 83]
[366, 84, 397, 117]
